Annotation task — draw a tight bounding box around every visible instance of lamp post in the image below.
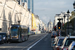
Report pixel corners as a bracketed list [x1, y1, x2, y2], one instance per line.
[63, 15, 66, 24]
[63, 15, 66, 30]
[61, 18, 63, 30]
[73, 1, 75, 34]
[16, 12, 22, 25]
[67, 10, 70, 35]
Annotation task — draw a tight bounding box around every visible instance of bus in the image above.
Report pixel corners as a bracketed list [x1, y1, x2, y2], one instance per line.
[9, 24, 29, 42]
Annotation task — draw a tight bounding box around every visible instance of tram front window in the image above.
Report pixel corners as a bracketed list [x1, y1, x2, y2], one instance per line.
[11, 28, 18, 36]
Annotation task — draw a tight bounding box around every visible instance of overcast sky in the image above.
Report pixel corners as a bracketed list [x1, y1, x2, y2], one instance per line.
[34, 0, 74, 24]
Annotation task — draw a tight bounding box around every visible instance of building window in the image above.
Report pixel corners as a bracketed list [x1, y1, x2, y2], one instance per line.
[24, 0, 26, 2]
[23, 3, 25, 6]
[17, 0, 20, 4]
[21, 0, 23, 2]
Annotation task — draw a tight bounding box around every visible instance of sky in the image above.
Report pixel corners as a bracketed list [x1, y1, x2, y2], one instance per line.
[34, 0, 74, 24]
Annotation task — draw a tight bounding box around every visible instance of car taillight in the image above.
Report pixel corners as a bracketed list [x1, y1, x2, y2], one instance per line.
[62, 47, 68, 50]
[54, 36, 56, 38]
[57, 47, 59, 50]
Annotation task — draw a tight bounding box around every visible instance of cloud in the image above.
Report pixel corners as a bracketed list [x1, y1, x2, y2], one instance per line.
[40, 15, 50, 24]
[34, 0, 73, 24]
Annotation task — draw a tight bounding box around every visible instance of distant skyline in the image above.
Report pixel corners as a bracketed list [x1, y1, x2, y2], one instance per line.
[34, 0, 74, 24]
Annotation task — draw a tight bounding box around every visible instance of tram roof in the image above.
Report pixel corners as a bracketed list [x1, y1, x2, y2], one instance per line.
[11, 24, 28, 29]
[21, 25, 28, 29]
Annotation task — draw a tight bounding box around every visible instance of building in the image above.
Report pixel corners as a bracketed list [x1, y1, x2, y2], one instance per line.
[0, 0, 32, 35]
[54, 12, 71, 26]
[27, 0, 34, 13]
[47, 21, 53, 31]
[16, 0, 27, 6]
[17, 0, 34, 13]
[32, 0, 34, 13]
[31, 14, 37, 31]
[16, 0, 20, 4]
[27, 0, 30, 11]
[31, 14, 46, 34]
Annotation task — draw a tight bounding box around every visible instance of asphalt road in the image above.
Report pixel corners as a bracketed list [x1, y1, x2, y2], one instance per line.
[0, 33, 53, 50]
[30, 33, 53, 50]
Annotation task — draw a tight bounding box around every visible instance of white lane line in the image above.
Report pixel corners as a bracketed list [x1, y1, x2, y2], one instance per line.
[27, 34, 48, 50]
[0, 46, 24, 48]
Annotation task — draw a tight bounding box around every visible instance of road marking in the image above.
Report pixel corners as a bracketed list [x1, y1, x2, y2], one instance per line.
[0, 46, 24, 48]
[27, 34, 48, 50]
[21, 35, 45, 50]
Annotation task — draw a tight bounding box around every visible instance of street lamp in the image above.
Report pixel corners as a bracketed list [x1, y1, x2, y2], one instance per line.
[73, 1, 75, 34]
[63, 15, 66, 30]
[61, 18, 63, 30]
[16, 12, 22, 25]
[61, 18, 63, 23]
[67, 10, 70, 35]
[63, 15, 66, 24]
[73, 1, 75, 9]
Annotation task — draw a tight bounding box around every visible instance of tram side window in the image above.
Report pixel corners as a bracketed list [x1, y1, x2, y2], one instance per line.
[24, 29, 28, 33]
[22, 29, 24, 34]
[22, 29, 23, 34]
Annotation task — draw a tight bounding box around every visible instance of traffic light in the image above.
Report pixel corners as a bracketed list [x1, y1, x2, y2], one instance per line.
[54, 26, 56, 31]
[58, 27, 60, 29]
[58, 22, 61, 29]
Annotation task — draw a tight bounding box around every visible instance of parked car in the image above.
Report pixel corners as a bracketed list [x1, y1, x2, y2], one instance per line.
[72, 45, 75, 50]
[51, 38, 55, 47]
[51, 36, 58, 47]
[51, 31, 57, 38]
[30, 31, 35, 35]
[0, 35, 4, 44]
[53, 36, 65, 50]
[68, 41, 75, 50]
[59, 36, 75, 50]
[0, 33, 7, 43]
[49, 30, 52, 33]
[54, 37, 59, 45]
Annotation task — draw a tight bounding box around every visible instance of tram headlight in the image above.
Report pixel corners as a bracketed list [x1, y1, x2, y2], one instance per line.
[11, 36, 18, 39]
[16, 36, 18, 39]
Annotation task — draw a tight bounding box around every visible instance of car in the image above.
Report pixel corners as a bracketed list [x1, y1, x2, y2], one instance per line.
[30, 31, 35, 35]
[51, 31, 57, 38]
[51, 38, 55, 47]
[54, 37, 59, 45]
[68, 41, 75, 50]
[51, 36, 58, 47]
[0, 35, 4, 44]
[72, 45, 75, 50]
[49, 30, 52, 33]
[0, 33, 7, 43]
[59, 36, 75, 50]
[53, 36, 65, 50]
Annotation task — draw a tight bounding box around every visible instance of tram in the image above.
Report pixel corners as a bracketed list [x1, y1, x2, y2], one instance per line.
[10, 24, 29, 42]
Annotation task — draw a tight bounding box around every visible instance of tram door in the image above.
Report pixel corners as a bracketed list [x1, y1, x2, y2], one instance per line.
[18, 27, 22, 39]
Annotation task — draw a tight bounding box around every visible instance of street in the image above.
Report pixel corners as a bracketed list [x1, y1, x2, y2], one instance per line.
[29, 33, 53, 50]
[0, 0, 74, 50]
[0, 33, 53, 50]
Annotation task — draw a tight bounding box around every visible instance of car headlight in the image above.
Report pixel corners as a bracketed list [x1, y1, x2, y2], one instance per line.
[3, 37, 5, 39]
